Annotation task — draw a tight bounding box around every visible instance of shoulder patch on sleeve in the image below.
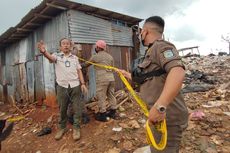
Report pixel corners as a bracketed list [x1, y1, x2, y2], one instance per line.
[163, 50, 174, 59]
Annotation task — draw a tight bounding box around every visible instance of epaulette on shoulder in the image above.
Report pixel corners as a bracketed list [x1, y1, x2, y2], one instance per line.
[155, 39, 176, 48]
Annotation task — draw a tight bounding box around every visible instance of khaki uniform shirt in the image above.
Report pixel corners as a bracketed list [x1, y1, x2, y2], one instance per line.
[139, 40, 188, 126]
[52, 52, 82, 88]
[90, 51, 115, 83]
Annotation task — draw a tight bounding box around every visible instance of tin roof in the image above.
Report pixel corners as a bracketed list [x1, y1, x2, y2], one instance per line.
[0, 0, 142, 49]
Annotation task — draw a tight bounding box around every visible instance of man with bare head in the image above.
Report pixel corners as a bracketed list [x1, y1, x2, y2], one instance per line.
[119, 16, 188, 153]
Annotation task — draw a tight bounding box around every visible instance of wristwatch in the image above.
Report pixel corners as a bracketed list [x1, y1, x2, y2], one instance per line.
[154, 103, 167, 114]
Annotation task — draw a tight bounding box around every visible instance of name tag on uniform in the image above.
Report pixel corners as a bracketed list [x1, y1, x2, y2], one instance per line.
[163, 50, 174, 59]
[65, 61, 70, 67]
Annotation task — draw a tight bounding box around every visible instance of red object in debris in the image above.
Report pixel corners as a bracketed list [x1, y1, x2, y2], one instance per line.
[190, 110, 205, 121]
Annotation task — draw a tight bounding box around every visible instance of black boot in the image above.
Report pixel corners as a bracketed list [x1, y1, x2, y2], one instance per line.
[106, 109, 117, 119]
[95, 112, 108, 122]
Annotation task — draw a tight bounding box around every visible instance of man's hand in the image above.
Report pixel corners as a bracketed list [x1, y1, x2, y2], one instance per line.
[81, 84, 88, 94]
[148, 106, 166, 124]
[117, 69, 132, 80]
[37, 40, 46, 53]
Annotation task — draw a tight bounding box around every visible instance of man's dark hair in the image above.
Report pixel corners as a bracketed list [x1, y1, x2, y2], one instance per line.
[145, 16, 165, 34]
[59, 38, 71, 46]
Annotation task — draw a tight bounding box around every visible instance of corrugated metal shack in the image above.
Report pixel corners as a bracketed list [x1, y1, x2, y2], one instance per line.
[0, 0, 142, 107]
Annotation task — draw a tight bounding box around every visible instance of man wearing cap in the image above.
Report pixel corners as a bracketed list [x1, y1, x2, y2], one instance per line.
[83, 40, 117, 122]
[119, 16, 188, 153]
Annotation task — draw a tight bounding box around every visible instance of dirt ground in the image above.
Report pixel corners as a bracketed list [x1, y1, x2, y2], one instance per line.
[0, 100, 147, 153]
[1, 55, 230, 153]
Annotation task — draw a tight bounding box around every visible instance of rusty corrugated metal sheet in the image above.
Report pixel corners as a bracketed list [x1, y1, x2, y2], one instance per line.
[38, 11, 68, 107]
[78, 44, 132, 97]
[1, 11, 68, 105]
[68, 10, 113, 45]
[107, 46, 123, 90]
[111, 24, 133, 46]
[80, 44, 96, 100]
[68, 10, 133, 47]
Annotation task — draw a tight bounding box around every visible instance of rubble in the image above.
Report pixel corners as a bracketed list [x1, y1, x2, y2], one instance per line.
[122, 140, 133, 151]
[86, 90, 132, 113]
[133, 145, 151, 153]
[181, 55, 230, 153]
[105, 148, 120, 153]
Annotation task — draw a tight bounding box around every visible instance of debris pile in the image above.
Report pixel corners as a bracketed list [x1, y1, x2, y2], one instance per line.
[180, 55, 230, 153]
[86, 90, 133, 113]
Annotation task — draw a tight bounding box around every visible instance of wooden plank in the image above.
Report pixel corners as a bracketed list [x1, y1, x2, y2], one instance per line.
[46, 3, 67, 10]
[26, 22, 42, 26]
[18, 63, 29, 102]
[121, 47, 128, 70]
[17, 28, 33, 32]
[12, 65, 21, 102]
[0, 85, 3, 102]
[26, 61, 35, 103]
[34, 56, 45, 105]
[34, 13, 53, 19]
[12, 64, 28, 103]
[11, 33, 28, 37]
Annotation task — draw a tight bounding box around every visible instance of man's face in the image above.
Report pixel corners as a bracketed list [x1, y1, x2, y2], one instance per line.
[140, 24, 153, 46]
[60, 39, 71, 53]
[140, 23, 161, 46]
[95, 46, 100, 53]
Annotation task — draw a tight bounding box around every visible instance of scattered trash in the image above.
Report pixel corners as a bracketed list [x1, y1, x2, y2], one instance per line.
[223, 112, 230, 116]
[202, 101, 228, 108]
[105, 147, 121, 153]
[119, 113, 126, 118]
[138, 118, 146, 124]
[190, 110, 205, 121]
[118, 106, 125, 112]
[112, 127, 122, 132]
[123, 140, 133, 151]
[182, 84, 214, 93]
[36, 127, 52, 137]
[133, 145, 151, 153]
[128, 120, 141, 129]
[0, 112, 6, 118]
[47, 115, 53, 124]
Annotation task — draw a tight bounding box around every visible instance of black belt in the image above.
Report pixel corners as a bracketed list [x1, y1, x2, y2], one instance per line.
[132, 68, 166, 84]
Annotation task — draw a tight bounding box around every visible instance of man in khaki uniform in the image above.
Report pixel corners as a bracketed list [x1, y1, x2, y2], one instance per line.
[119, 16, 188, 153]
[84, 40, 117, 122]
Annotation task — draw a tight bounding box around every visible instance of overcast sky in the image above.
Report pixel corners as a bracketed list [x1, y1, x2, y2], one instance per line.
[0, 0, 229, 55]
